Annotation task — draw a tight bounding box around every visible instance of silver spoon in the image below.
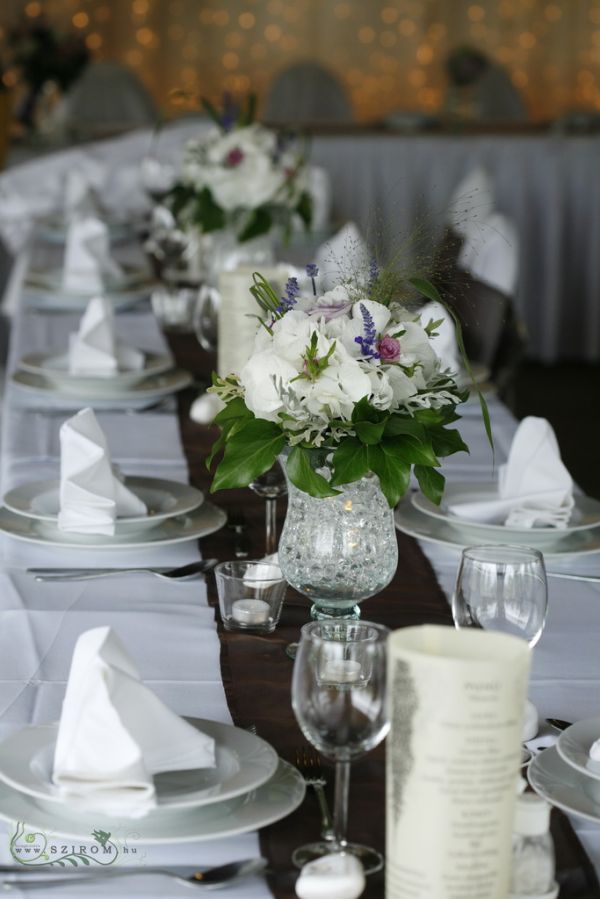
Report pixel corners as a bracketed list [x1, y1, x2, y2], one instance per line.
[0, 857, 267, 890]
[28, 559, 218, 583]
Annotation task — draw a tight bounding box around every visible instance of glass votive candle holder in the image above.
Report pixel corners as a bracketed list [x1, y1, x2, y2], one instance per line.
[151, 283, 199, 333]
[215, 560, 287, 634]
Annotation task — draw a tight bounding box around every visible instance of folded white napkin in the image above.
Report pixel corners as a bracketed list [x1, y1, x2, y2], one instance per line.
[62, 216, 124, 294]
[63, 167, 100, 220]
[53, 627, 216, 818]
[419, 300, 461, 375]
[58, 408, 147, 535]
[315, 222, 368, 292]
[69, 296, 144, 376]
[446, 166, 495, 238]
[449, 417, 574, 528]
[458, 211, 519, 297]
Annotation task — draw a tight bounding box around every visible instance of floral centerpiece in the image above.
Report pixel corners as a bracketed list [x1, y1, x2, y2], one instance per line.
[207, 262, 488, 509]
[167, 96, 312, 244]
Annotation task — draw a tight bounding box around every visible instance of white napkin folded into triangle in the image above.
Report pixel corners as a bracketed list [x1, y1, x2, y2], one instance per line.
[53, 627, 216, 818]
[63, 168, 100, 220]
[62, 216, 124, 294]
[315, 222, 369, 293]
[419, 300, 462, 375]
[448, 416, 574, 528]
[58, 408, 147, 535]
[69, 296, 144, 376]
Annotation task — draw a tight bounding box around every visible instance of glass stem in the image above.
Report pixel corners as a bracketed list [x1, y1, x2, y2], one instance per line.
[333, 759, 351, 848]
[265, 497, 277, 555]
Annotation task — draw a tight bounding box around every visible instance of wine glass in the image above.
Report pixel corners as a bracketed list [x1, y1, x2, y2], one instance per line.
[452, 544, 548, 648]
[291, 619, 389, 874]
[249, 461, 288, 556]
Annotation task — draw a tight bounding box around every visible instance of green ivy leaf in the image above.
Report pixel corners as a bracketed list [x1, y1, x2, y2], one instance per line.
[211, 420, 285, 492]
[393, 436, 439, 467]
[194, 187, 226, 232]
[351, 397, 386, 423]
[286, 446, 341, 498]
[430, 426, 469, 458]
[331, 439, 369, 487]
[367, 442, 411, 507]
[384, 415, 426, 442]
[238, 207, 273, 242]
[414, 465, 445, 506]
[355, 419, 387, 445]
[213, 396, 251, 426]
[296, 191, 312, 229]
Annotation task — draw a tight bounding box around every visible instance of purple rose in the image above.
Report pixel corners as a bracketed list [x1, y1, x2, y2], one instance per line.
[378, 335, 401, 362]
[225, 147, 244, 168]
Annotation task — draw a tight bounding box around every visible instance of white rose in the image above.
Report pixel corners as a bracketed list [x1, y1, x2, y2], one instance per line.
[206, 124, 277, 164]
[239, 350, 297, 421]
[386, 365, 419, 406]
[210, 154, 286, 211]
[297, 359, 371, 421]
[391, 321, 438, 379]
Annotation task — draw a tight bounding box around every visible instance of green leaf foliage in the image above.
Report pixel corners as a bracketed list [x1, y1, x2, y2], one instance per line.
[238, 207, 273, 242]
[430, 426, 469, 457]
[210, 420, 285, 492]
[194, 187, 226, 232]
[286, 447, 341, 498]
[414, 465, 445, 506]
[331, 438, 369, 487]
[367, 442, 411, 508]
[296, 191, 312, 228]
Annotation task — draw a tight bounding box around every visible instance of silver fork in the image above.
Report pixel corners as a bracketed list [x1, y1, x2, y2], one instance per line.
[28, 559, 218, 582]
[295, 748, 335, 843]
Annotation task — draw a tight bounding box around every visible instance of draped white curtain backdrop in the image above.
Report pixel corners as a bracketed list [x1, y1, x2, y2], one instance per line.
[0, 0, 599, 123]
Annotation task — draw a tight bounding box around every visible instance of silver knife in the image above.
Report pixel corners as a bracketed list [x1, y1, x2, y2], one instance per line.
[547, 571, 600, 584]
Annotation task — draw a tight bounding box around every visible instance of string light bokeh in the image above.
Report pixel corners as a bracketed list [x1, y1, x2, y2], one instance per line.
[1, 0, 600, 121]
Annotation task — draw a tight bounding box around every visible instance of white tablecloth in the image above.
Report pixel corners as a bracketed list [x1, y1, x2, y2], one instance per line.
[2, 122, 599, 361]
[0, 251, 270, 897]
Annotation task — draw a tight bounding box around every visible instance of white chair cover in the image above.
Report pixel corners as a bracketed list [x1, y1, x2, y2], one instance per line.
[62, 62, 158, 139]
[265, 63, 353, 124]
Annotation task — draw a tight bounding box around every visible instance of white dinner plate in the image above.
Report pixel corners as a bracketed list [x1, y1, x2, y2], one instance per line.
[11, 368, 192, 410]
[19, 351, 174, 391]
[0, 500, 226, 549]
[0, 759, 304, 844]
[528, 746, 600, 824]
[557, 718, 600, 781]
[3, 477, 204, 536]
[412, 482, 600, 541]
[395, 498, 600, 557]
[0, 719, 279, 814]
[27, 264, 150, 294]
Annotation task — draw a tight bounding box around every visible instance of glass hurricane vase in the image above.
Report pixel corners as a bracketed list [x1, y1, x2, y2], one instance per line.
[278, 452, 398, 621]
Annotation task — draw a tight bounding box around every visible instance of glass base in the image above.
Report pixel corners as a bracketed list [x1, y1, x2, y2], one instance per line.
[292, 841, 384, 876]
[310, 603, 361, 621]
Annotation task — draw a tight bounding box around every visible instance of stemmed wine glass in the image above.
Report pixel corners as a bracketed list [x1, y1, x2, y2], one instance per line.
[452, 544, 548, 647]
[249, 461, 288, 556]
[291, 619, 389, 874]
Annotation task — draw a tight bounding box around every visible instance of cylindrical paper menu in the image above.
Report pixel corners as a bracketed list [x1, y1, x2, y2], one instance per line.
[386, 625, 531, 899]
[218, 265, 287, 379]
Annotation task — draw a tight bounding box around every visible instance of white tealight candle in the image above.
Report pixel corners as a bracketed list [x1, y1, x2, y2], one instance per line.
[231, 598, 271, 626]
[321, 660, 362, 684]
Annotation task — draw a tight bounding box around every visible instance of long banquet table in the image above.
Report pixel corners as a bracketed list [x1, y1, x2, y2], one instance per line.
[3, 123, 600, 361]
[0, 244, 599, 896]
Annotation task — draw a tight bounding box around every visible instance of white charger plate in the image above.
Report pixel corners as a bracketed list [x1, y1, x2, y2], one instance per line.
[557, 718, 600, 781]
[3, 476, 204, 536]
[395, 499, 600, 557]
[412, 482, 600, 541]
[0, 501, 226, 549]
[19, 351, 174, 391]
[11, 368, 192, 410]
[0, 719, 279, 814]
[528, 745, 600, 824]
[0, 759, 304, 843]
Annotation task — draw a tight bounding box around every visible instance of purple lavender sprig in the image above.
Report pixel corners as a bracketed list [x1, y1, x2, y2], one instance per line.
[306, 263, 319, 296]
[368, 255, 379, 297]
[274, 276, 300, 316]
[354, 303, 380, 360]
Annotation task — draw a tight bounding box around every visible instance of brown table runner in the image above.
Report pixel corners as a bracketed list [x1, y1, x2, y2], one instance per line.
[170, 334, 600, 899]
